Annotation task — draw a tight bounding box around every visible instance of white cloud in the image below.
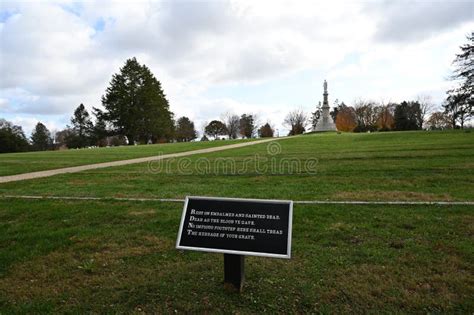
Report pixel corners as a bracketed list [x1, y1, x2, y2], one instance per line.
[0, 0, 472, 136]
[368, 0, 474, 43]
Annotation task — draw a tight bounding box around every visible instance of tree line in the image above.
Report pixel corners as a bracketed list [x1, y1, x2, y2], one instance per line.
[284, 32, 473, 135]
[1, 33, 471, 153]
[0, 58, 276, 153]
[284, 97, 438, 135]
[202, 114, 274, 141]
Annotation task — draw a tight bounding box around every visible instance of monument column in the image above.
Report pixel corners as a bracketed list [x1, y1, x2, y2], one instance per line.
[323, 80, 328, 106]
[314, 80, 337, 132]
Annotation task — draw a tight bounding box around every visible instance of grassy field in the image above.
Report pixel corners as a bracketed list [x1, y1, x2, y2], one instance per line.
[1, 130, 473, 313]
[0, 138, 253, 176]
[2, 130, 473, 201]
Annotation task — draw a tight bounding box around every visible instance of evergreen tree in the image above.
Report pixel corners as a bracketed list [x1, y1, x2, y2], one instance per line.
[175, 116, 197, 142]
[394, 101, 423, 131]
[90, 108, 109, 146]
[101, 58, 174, 144]
[0, 119, 30, 153]
[258, 123, 274, 137]
[31, 122, 52, 151]
[444, 32, 473, 128]
[54, 128, 74, 148]
[239, 114, 256, 138]
[70, 103, 93, 148]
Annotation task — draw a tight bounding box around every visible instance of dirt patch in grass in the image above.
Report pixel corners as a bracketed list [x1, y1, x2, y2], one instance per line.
[128, 209, 156, 216]
[328, 222, 353, 231]
[333, 190, 453, 201]
[66, 179, 89, 186]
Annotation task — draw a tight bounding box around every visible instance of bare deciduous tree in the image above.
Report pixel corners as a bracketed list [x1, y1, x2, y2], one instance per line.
[426, 111, 452, 130]
[222, 112, 240, 139]
[353, 99, 378, 131]
[417, 95, 436, 129]
[376, 101, 396, 130]
[284, 108, 308, 135]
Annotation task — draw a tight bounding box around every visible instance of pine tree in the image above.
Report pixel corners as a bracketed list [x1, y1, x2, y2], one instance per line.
[258, 123, 274, 137]
[31, 122, 52, 151]
[0, 119, 30, 153]
[239, 114, 256, 138]
[394, 101, 423, 131]
[444, 32, 474, 128]
[101, 58, 174, 144]
[70, 103, 93, 148]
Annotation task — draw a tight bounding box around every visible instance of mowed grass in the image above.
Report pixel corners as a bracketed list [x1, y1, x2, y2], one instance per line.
[0, 199, 472, 313]
[0, 138, 254, 176]
[1, 130, 473, 313]
[2, 130, 473, 201]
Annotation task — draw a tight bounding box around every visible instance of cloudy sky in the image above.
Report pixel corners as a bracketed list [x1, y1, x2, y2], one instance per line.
[0, 0, 473, 136]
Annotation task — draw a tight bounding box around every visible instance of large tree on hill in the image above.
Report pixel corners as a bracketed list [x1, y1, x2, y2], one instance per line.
[223, 113, 240, 139]
[31, 122, 52, 151]
[205, 120, 227, 139]
[426, 111, 452, 130]
[444, 32, 473, 128]
[258, 123, 274, 137]
[90, 107, 111, 146]
[335, 105, 357, 132]
[376, 103, 395, 131]
[239, 114, 256, 138]
[394, 101, 423, 131]
[101, 57, 174, 144]
[284, 109, 307, 135]
[0, 119, 30, 153]
[175, 116, 197, 142]
[353, 100, 378, 132]
[69, 103, 93, 148]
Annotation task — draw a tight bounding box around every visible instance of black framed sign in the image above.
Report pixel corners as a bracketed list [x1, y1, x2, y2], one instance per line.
[176, 196, 293, 258]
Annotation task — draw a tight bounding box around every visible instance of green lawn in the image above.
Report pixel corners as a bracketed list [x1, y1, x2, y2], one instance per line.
[1, 130, 473, 313]
[2, 130, 473, 201]
[0, 138, 254, 176]
[0, 199, 472, 313]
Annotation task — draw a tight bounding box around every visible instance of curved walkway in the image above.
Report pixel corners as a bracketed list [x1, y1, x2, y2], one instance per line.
[0, 138, 279, 184]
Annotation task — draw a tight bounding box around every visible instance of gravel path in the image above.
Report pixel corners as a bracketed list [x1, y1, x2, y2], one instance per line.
[0, 138, 279, 184]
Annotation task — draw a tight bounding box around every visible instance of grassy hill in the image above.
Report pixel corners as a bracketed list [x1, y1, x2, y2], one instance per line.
[2, 130, 473, 201]
[0, 130, 473, 313]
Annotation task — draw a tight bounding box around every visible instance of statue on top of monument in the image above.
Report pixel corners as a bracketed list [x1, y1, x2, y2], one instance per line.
[324, 80, 327, 93]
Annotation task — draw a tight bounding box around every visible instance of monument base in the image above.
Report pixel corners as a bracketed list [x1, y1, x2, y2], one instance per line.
[314, 120, 337, 132]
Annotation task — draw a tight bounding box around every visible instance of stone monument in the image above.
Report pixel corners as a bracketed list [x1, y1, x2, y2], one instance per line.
[314, 80, 337, 132]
